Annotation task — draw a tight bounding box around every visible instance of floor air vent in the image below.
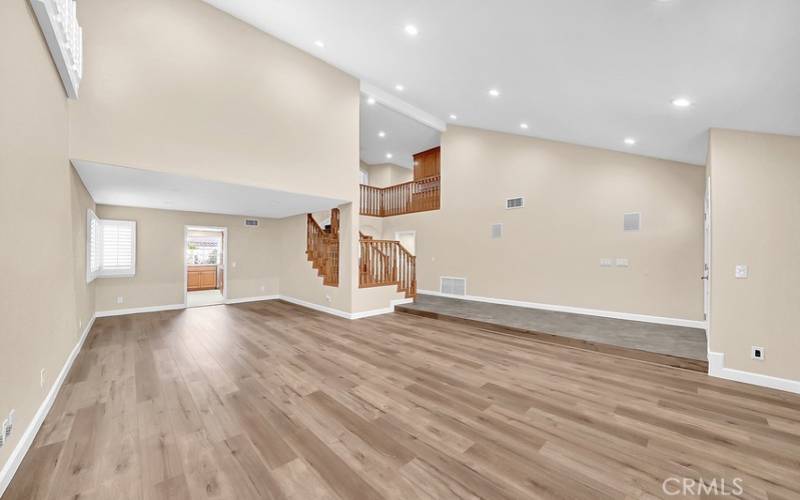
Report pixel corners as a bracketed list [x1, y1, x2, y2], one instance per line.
[440, 277, 467, 296]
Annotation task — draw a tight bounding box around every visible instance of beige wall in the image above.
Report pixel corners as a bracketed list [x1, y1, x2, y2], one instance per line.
[708, 129, 800, 381]
[378, 126, 705, 320]
[361, 162, 413, 188]
[69, 0, 359, 201]
[0, 0, 94, 469]
[94, 205, 281, 312]
[276, 209, 352, 313]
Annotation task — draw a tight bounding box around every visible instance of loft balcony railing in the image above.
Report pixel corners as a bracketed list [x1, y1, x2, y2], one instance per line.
[359, 175, 440, 217]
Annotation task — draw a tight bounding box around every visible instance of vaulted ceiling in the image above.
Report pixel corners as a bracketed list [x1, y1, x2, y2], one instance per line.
[204, 0, 800, 165]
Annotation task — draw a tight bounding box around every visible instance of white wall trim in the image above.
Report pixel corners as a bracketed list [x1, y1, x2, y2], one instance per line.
[278, 295, 352, 319]
[350, 298, 414, 319]
[224, 295, 280, 305]
[0, 314, 96, 497]
[95, 303, 186, 317]
[418, 289, 707, 330]
[360, 81, 447, 132]
[708, 352, 800, 395]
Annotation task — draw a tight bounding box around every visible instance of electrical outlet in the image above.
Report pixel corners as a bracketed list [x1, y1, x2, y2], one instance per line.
[751, 346, 765, 360]
[116, 296, 124, 304]
[260, 285, 265, 292]
[325, 295, 332, 303]
[79, 319, 82, 329]
[40, 369, 47, 388]
[600, 258, 613, 267]
[615, 258, 629, 267]
[0, 420, 6, 448]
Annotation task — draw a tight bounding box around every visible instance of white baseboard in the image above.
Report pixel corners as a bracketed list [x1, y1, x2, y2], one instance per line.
[0, 314, 96, 497]
[278, 295, 352, 319]
[350, 298, 414, 319]
[95, 303, 186, 317]
[708, 352, 800, 395]
[417, 290, 706, 330]
[225, 295, 279, 305]
[94, 295, 410, 321]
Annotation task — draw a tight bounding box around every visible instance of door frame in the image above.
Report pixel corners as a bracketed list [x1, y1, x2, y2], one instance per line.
[703, 176, 712, 350]
[184, 225, 228, 307]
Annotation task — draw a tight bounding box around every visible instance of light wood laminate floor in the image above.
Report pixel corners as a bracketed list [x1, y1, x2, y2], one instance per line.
[4, 300, 799, 500]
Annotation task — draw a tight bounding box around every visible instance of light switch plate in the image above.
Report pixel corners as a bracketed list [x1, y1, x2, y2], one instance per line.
[600, 258, 613, 267]
[615, 258, 629, 267]
[735, 265, 749, 279]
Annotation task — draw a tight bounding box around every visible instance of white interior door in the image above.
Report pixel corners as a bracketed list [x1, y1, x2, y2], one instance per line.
[395, 231, 416, 255]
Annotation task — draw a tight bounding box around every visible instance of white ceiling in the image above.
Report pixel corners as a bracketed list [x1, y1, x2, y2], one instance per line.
[73, 160, 345, 218]
[203, 0, 800, 165]
[360, 98, 440, 168]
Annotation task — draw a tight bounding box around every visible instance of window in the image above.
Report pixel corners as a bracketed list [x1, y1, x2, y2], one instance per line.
[186, 237, 220, 265]
[86, 210, 136, 282]
[86, 210, 100, 282]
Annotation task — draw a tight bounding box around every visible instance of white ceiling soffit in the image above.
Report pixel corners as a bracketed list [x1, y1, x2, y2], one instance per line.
[72, 160, 345, 218]
[360, 95, 441, 168]
[202, 0, 800, 166]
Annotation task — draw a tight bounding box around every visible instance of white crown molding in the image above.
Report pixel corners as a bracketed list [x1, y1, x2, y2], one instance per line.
[417, 290, 707, 330]
[0, 314, 95, 497]
[360, 81, 447, 132]
[708, 352, 800, 395]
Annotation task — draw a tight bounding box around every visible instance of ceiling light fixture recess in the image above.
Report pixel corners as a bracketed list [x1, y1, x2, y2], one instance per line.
[449, 114, 458, 120]
[488, 88, 500, 97]
[366, 96, 376, 105]
[395, 84, 405, 91]
[404, 25, 419, 36]
[386, 153, 393, 159]
[671, 97, 693, 108]
[624, 137, 637, 145]
[520, 123, 529, 129]
[378, 131, 386, 138]
[314, 40, 325, 48]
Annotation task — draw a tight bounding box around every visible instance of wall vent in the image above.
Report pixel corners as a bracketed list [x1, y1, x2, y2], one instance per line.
[506, 197, 524, 209]
[623, 212, 641, 231]
[244, 218, 260, 228]
[440, 277, 467, 296]
[491, 223, 503, 239]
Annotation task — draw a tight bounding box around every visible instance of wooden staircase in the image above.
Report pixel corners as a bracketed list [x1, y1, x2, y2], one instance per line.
[306, 209, 339, 286]
[359, 231, 416, 298]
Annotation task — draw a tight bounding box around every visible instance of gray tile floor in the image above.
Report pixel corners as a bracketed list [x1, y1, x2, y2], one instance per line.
[401, 294, 708, 361]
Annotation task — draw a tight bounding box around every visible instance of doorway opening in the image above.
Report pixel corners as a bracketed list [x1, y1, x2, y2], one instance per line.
[395, 230, 416, 256]
[184, 225, 227, 308]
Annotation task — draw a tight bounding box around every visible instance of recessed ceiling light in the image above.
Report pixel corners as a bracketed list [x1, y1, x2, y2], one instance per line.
[404, 25, 419, 36]
[366, 96, 376, 105]
[395, 84, 405, 92]
[624, 137, 637, 145]
[488, 88, 501, 97]
[449, 114, 458, 120]
[378, 131, 386, 138]
[671, 97, 693, 108]
[520, 123, 529, 129]
[386, 153, 393, 159]
[314, 40, 325, 48]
